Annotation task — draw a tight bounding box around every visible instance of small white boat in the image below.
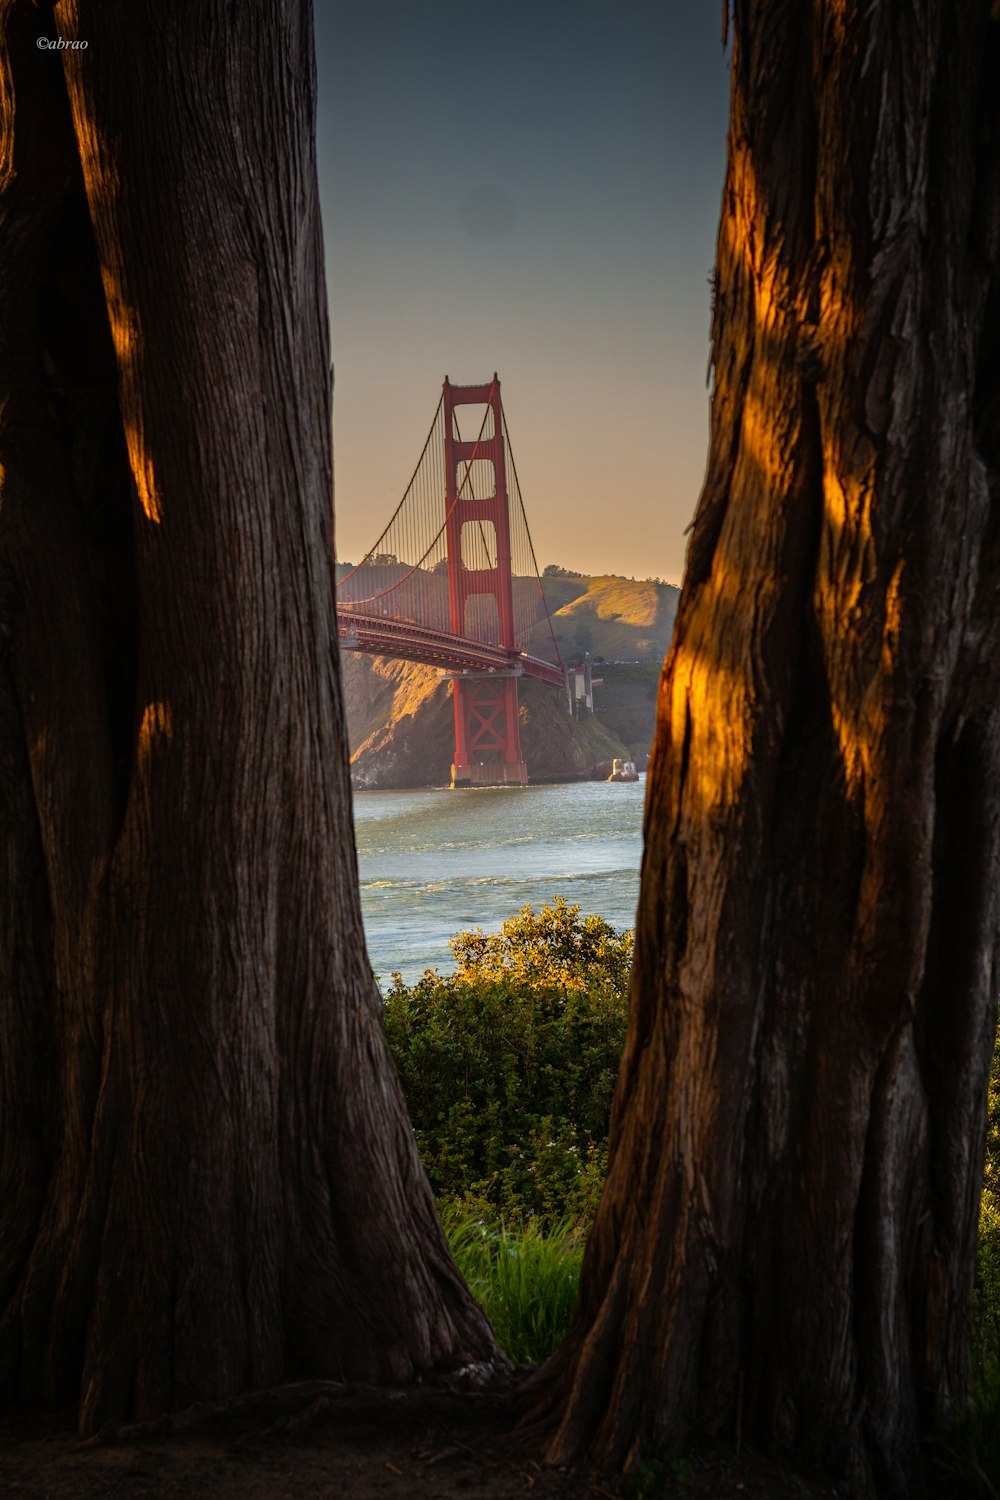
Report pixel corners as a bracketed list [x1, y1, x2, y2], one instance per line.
[608, 757, 638, 782]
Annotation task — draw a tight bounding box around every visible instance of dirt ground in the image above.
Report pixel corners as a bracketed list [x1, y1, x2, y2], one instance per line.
[0, 1379, 847, 1500]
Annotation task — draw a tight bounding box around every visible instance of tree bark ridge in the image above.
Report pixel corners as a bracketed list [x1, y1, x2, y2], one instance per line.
[0, 0, 497, 1431]
[527, 3, 1000, 1492]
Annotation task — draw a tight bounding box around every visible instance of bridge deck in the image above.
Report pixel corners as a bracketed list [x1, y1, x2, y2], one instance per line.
[336, 611, 564, 688]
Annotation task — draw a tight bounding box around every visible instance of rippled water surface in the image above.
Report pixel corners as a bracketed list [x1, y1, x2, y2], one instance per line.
[353, 778, 645, 982]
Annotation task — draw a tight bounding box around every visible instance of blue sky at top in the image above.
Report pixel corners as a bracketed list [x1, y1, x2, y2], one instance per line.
[315, 1, 730, 583]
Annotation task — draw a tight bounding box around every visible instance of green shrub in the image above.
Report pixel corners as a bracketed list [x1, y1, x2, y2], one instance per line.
[383, 899, 630, 1224]
[386, 900, 1000, 1490]
[443, 1208, 585, 1365]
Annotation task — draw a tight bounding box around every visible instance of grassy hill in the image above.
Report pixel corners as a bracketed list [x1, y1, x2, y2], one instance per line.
[336, 562, 679, 663]
[543, 574, 678, 662]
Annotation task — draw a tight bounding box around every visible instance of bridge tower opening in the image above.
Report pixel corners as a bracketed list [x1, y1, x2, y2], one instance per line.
[443, 376, 528, 788]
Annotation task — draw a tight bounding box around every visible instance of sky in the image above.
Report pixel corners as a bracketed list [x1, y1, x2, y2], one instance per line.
[314, 2, 730, 586]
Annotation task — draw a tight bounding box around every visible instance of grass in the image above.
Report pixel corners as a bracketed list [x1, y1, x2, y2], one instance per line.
[441, 1194, 1000, 1493]
[442, 1207, 585, 1365]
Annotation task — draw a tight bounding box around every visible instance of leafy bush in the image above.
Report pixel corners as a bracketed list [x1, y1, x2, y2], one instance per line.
[386, 899, 1000, 1490]
[443, 1208, 584, 1364]
[383, 899, 630, 1224]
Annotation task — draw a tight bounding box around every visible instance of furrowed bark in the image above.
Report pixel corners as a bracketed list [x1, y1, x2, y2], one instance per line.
[0, 1, 117, 1394]
[528, 3, 1000, 1493]
[0, 0, 496, 1431]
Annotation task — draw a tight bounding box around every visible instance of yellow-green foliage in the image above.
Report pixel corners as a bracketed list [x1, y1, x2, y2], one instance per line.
[383, 899, 630, 1224]
[447, 895, 633, 989]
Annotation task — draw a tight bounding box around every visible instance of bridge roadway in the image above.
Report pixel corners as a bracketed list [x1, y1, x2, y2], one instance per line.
[336, 609, 565, 688]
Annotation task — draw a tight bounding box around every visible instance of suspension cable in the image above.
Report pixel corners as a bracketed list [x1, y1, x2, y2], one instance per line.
[501, 396, 564, 670]
[341, 383, 496, 609]
[336, 391, 445, 590]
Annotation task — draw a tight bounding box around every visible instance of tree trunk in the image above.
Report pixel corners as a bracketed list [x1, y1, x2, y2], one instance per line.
[529, 3, 1000, 1493]
[0, 0, 496, 1432]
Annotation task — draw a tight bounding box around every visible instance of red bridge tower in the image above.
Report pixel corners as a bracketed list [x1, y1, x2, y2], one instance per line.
[444, 376, 528, 787]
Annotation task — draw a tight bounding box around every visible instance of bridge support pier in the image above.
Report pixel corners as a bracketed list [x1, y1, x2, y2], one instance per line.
[450, 674, 527, 787]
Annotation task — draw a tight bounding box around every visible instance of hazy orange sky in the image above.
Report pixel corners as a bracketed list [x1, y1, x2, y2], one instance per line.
[314, 3, 729, 585]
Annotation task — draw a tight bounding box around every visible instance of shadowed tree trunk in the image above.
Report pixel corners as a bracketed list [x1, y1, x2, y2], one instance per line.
[529, 2, 1000, 1493]
[0, 0, 496, 1433]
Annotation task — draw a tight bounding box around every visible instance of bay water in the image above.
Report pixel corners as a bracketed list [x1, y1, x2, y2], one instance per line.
[353, 778, 646, 983]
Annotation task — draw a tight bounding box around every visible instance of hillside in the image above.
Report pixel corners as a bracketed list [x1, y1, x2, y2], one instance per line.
[341, 574, 678, 789]
[543, 573, 678, 661]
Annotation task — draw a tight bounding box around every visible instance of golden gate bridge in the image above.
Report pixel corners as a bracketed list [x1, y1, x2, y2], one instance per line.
[336, 375, 570, 786]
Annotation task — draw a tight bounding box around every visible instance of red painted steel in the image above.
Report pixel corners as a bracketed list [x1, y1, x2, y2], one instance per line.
[334, 375, 566, 785]
[336, 611, 563, 686]
[443, 376, 526, 784]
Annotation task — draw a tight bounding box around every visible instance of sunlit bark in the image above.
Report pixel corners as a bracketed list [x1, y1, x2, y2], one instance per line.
[529, 3, 1000, 1493]
[0, 0, 495, 1431]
